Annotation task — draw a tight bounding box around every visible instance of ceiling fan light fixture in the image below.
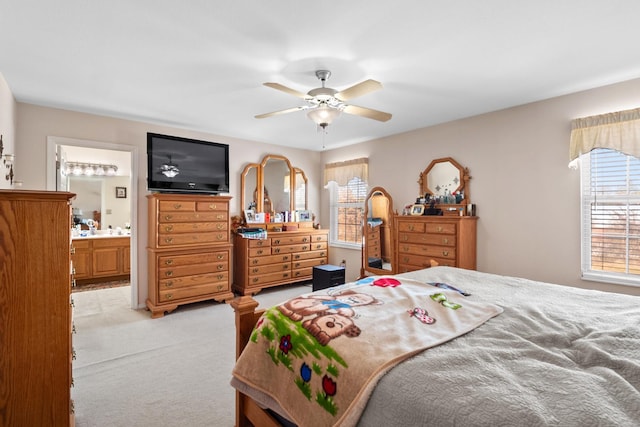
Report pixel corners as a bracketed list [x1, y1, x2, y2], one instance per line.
[307, 104, 341, 127]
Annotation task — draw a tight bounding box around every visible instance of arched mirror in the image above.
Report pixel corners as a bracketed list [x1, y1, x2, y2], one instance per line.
[361, 186, 395, 277]
[261, 155, 292, 213]
[419, 157, 471, 206]
[240, 155, 308, 220]
[240, 163, 259, 211]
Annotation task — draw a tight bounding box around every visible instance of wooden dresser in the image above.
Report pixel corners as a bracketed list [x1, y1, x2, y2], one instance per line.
[394, 215, 477, 273]
[72, 236, 130, 284]
[146, 193, 234, 318]
[0, 190, 75, 426]
[234, 223, 328, 295]
[365, 224, 382, 260]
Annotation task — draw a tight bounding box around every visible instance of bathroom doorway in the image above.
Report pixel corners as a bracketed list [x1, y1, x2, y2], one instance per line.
[46, 136, 139, 309]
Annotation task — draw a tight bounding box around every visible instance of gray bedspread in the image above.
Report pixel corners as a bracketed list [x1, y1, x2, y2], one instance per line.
[356, 267, 640, 427]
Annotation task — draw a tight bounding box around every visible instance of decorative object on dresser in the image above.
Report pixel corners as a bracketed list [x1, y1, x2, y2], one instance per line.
[361, 186, 396, 277]
[394, 157, 477, 273]
[0, 190, 76, 426]
[146, 193, 233, 318]
[234, 222, 329, 295]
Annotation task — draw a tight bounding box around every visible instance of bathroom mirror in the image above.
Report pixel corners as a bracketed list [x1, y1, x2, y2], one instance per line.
[419, 157, 470, 205]
[240, 154, 308, 216]
[361, 186, 395, 277]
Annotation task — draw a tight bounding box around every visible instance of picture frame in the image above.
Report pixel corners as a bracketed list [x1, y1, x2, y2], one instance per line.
[254, 212, 265, 223]
[298, 210, 312, 222]
[115, 186, 127, 199]
[410, 204, 425, 216]
[244, 209, 257, 223]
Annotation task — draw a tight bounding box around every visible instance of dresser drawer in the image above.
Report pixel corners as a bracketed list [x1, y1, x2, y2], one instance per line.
[272, 243, 311, 254]
[397, 233, 456, 246]
[291, 267, 313, 280]
[247, 262, 291, 276]
[397, 221, 425, 233]
[158, 221, 227, 234]
[158, 251, 228, 268]
[398, 243, 456, 259]
[249, 246, 272, 257]
[196, 201, 229, 212]
[292, 258, 326, 270]
[159, 260, 228, 279]
[248, 253, 291, 265]
[247, 270, 293, 287]
[158, 200, 197, 212]
[310, 233, 328, 242]
[425, 223, 456, 234]
[248, 238, 271, 247]
[159, 280, 230, 302]
[157, 231, 228, 247]
[158, 211, 222, 223]
[292, 249, 327, 261]
[272, 235, 311, 245]
[159, 271, 229, 290]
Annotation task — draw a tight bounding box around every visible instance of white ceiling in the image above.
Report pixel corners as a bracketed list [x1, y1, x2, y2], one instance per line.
[2, 1, 640, 151]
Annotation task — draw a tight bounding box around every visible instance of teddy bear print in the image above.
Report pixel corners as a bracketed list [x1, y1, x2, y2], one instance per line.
[277, 290, 382, 321]
[302, 312, 361, 346]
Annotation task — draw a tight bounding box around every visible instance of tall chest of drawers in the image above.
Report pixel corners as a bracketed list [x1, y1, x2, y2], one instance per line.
[147, 193, 234, 318]
[0, 190, 75, 426]
[394, 215, 477, 273]
[234, 225, 329, 295]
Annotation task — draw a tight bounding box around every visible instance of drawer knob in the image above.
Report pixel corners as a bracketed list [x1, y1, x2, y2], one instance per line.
[252, 268, 259, 273]
[165, 271, 174, 277]
[165, 259, 174, 265]
[443, 238, 449, 244]
[165, 225, 174, 232]
[217, 275, 224, 280]
[283, 265, 288, 270]
[164, 215, 173, 220]
[165, 281, 173, 287]
[70, 247, 76, 254]
[209, 204, 217, 210]
[257, 249, 264, 255]
[166, 293, 173, 300]
[442, 251, 449, 256]
[164, 237, 174, 244]
[216, 214, 224, 220]
[294, 254, 300, 259]
[173, 203, 182, 209]
[275, 239, 280, 244]
[409, 225, 415, 231]
[274, 248, 280, 253]
[217, 254, 224, 259]
[303, 237, 308, 242]
[217, 285, 223, 291]
[252, 259, 259, 265]
[217, 264, 224, 270]
[216, 224, 224, 230]
[216, 234, 225, 240]
[252, 278, 259, 283]
[437, 226, 443, 232]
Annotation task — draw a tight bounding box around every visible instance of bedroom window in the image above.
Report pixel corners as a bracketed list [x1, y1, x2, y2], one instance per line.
[580, 149, 640, 286]
[324, 158, 368, 248]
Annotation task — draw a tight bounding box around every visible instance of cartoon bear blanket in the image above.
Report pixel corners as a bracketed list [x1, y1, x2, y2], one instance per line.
[231, 276, 503, 427]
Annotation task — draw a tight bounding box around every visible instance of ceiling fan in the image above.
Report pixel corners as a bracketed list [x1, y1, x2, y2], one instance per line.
[255, 70, 392, 129]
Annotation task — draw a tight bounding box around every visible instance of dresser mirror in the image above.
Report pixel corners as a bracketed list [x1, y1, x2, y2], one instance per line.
[419, 157, 470, 205]
[240, 154, 308, 216]
[240, 163, 259, 211]
[361, 186, 395, 277]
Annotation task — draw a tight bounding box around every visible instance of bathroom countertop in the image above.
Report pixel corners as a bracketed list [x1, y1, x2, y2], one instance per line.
[72, 233, 131, 240]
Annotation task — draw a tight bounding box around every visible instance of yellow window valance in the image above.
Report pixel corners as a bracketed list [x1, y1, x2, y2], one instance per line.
[323, 157, 368, 186]
[570, 107, 640, 161]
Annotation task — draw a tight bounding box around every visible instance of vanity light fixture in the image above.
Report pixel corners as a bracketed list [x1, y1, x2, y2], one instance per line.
[66, 162, 118, 177]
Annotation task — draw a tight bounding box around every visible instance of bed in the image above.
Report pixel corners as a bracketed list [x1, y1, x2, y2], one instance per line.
[230, 266, 640, 427]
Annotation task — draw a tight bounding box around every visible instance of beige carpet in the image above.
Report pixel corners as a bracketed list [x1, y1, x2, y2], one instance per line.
[72, 283, 311, 426]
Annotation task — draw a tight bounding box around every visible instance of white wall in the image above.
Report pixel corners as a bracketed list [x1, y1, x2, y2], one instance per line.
[0, 73, 17, 190]
[11, 77, 640, 299]
[14, 103, 323, 307]
[323, 77, 640, 296]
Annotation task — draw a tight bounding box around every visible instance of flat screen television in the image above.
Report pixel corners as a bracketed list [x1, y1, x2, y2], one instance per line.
[147, 132, 229, 194]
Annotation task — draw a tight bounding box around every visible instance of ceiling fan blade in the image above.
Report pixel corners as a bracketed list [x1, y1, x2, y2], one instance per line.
[334, 79, 382, 101]
[255, 106, 308, 119]
[263, 82, 310, 99]
[343, 104, 392, 122]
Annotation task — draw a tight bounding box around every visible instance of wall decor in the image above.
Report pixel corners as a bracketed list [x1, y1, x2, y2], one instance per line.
[115, 186, 127, 198]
